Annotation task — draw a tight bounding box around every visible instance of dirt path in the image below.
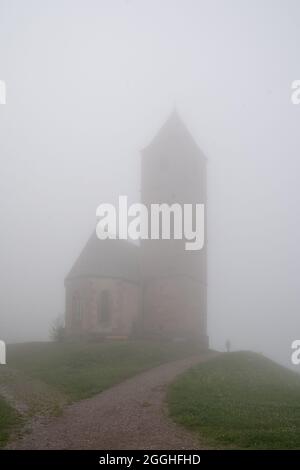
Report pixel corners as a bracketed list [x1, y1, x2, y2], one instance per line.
[7, 353, 215, 450]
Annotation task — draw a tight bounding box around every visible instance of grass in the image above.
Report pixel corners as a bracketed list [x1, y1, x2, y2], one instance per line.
[5, 340, 201, 401]
[0, 339, 201, 444]
[168, 351, 300, 449]
[0, 397, 21, 447]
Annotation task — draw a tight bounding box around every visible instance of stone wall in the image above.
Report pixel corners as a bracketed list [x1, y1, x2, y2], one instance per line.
[65, 277, 140, 338]
[142, 276, 208, 346]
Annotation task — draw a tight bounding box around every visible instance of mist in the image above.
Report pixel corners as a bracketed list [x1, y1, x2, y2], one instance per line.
[1, 0, 300, 369]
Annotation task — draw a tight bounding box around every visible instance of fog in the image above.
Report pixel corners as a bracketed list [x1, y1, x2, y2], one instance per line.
[0, 0, 299, 368]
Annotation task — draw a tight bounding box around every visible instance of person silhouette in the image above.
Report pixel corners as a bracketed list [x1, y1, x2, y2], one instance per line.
[225, 339, 231, 353]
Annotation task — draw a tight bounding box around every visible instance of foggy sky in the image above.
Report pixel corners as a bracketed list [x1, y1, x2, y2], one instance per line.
[1, 0, 300, 368]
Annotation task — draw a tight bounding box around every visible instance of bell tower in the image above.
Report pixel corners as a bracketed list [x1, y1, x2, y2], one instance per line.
[140, 111, 208, 347]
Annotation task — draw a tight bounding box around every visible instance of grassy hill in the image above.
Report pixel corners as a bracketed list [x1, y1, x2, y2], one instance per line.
[168, 351, 300, 449]
[3, 344, 299, 449]
[4, 340, 201, 401]
[0, 339, 202, 446]
[0, 341, 204, 447]
[0, 397, 21, 447]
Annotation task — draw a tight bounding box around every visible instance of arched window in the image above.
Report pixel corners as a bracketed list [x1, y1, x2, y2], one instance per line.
[97, 290, 111, 326]
[72, 292, 82, 323]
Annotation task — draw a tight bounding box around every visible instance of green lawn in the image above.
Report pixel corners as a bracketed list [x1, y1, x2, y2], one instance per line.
[0, 339, 202, 445]
[6, 340, 202, 401]
[168, 351, 300, 449]
[0, 397, 21, 447]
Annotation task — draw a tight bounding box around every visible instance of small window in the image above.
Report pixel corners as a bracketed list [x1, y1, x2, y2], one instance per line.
[97, 290, 111, 326]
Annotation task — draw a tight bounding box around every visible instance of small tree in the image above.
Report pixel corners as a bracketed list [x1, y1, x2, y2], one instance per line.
[50, 315, 65, 342]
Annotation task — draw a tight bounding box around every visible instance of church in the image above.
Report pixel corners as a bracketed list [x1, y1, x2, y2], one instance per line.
[65, 111, 208, 348]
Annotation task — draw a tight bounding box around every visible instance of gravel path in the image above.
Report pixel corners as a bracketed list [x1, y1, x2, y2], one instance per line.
[8, 353, 215, 450]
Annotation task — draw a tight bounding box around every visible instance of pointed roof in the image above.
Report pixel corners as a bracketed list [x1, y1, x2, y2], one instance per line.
[142, 109, 206, 160]
[65, 233, 140, 283]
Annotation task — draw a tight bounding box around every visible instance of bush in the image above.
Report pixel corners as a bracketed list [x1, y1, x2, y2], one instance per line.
[50, 315, 65, 342]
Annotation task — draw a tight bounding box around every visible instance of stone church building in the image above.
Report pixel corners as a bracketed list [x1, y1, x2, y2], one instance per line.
[65, 112, 208, 347]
